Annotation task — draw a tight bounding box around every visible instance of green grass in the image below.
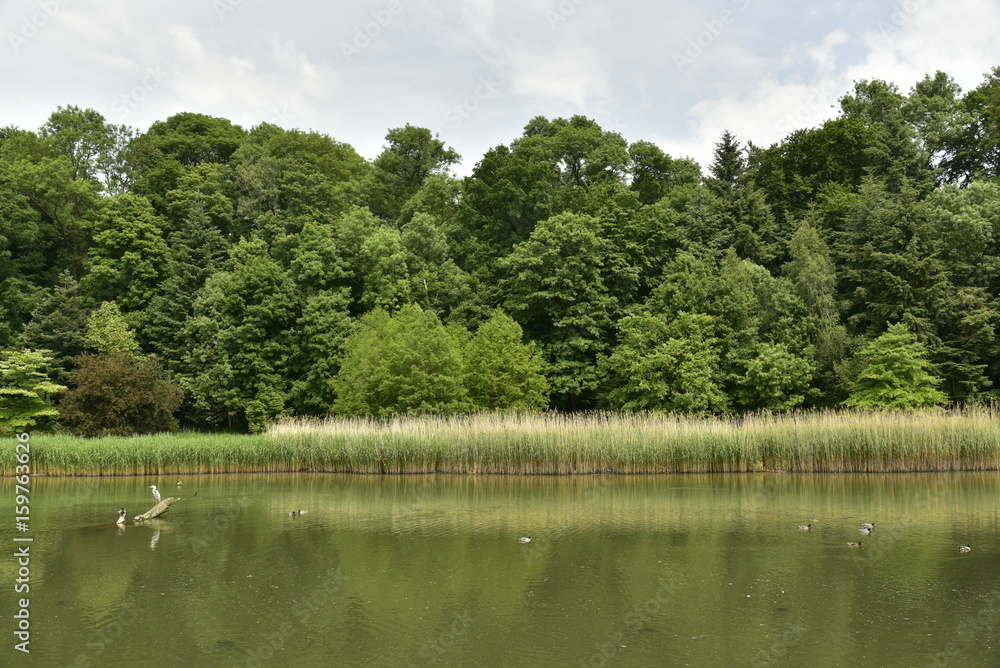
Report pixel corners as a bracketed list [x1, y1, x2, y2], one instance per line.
[8, 407, 1000, 476]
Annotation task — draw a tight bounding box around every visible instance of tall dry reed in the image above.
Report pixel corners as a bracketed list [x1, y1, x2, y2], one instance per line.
[8, 408, 1000, 476]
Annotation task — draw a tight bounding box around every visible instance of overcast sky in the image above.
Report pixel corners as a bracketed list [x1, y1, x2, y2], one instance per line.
[2, 0, 998, 174]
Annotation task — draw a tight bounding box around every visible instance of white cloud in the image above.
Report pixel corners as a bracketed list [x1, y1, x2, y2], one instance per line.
[2, 0, 997, 174]
[846, 0, 1000, 93]
[507, 43, 611, 108]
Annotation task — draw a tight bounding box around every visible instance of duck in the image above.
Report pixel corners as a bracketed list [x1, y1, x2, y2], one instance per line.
[288, 510, 308, 517]
[861, 522, 876, 529]
[847, 542, 863, 548]
[117, 508, 127, 525]
[859, 527, 873, 535]
[176, 480, 183, 487]
[519, 536, 531, 543]
[959, 545, 972, 553]
[798, 524, 812, 531]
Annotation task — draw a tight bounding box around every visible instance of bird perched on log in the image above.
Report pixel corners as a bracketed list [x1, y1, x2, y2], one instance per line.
[149, 485, 161, 503]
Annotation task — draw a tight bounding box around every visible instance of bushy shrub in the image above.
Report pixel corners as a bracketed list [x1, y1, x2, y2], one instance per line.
[59, 352, 183, 437]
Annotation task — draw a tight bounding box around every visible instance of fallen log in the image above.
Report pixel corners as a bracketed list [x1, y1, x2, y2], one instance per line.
[134, 497, 178, 521]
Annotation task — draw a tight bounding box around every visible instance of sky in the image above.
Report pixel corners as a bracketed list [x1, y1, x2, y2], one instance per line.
[2, 0, 998, 174]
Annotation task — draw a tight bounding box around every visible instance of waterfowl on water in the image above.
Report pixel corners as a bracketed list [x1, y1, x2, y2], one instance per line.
[519, 536, 531, 543]
[960, 545, 972, 553]
[861, 522, 876, 529]
[117, 508, 127, 525]
[859, 527, 873, 535]
[177, 480, 183, 487]
[847, 542, 863, 548]
[798, 524, 812, 531]
[288, 510, 308, 517]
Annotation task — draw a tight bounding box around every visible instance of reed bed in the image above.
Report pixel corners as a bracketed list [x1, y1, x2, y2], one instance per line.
[8, 408, 1000, 476]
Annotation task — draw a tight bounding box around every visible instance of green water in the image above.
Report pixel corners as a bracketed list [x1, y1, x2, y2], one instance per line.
[3, 473, 999, 667]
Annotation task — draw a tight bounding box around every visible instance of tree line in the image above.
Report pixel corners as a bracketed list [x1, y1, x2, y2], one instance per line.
[2, 67, 999, 435]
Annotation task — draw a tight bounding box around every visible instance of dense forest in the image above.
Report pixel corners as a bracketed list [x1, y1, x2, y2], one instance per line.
[2, 67, 1000, 435]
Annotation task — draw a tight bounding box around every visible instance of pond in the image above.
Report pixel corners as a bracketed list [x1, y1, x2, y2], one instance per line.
[6, 472, 1000, 667]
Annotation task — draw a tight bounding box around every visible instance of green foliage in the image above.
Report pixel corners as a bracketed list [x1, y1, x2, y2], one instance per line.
[464, 312, 548, 411]
[706, 130, 745, 199]
[0, 349, 66, 433]
[602, 312, 729, 414]
[499, 212, 627, 408]
[83, 193, 169, 309]
[368, 125, 459, 220]
[59, 352, 183, 437]
[628, 140, 701, 205]
[845, 323, 947, 409]
[184, 238, 298, 427]
[333, 305, 469, 417]
[287, 289, 355, 415]
[5, 72, 1000, 428]
[84, 301, 140, 356]
[245, 384, 289, 434]
[733, 342, 815, 412]
[20, 272, 88, 379]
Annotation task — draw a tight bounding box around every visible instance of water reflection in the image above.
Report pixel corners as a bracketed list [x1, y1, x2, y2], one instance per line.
[8, 472, 1000, 667]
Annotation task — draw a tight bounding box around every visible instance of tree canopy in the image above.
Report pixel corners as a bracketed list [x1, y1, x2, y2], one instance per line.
[2, 68, 999, 433]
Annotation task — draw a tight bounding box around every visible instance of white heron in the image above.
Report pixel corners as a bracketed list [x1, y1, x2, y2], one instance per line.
[149, 485, 161, 503]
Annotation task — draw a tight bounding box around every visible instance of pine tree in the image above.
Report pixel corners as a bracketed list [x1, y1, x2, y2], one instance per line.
[845, 322, 947, 409]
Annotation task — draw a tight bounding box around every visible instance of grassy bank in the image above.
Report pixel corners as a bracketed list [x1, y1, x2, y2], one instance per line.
[7, 408, 1000, 476]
